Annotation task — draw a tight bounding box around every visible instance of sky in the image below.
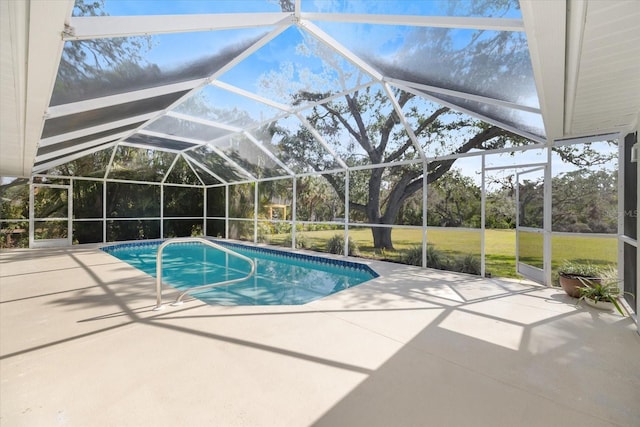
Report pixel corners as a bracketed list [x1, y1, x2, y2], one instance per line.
[91, 0, 522, 18]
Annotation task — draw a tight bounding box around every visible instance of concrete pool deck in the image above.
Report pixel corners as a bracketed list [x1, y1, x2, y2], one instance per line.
[1, 244, 638, 426]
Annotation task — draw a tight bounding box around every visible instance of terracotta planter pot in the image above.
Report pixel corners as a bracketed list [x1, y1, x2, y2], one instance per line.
[559, 274, 600, 298]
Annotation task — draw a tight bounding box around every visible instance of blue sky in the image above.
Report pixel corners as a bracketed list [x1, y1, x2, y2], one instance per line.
[89, 0, 282, 15]
[94, 0, 522, 18]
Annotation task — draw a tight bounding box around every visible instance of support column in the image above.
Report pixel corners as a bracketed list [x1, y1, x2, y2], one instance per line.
[344, 171, 350, 257]
[481, 155, 486, 277]
[292, 178, 297, 249]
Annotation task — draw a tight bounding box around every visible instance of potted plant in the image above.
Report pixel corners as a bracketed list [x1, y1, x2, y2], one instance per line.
[557, 260, 602, 298]
[577, 267, 628, 316]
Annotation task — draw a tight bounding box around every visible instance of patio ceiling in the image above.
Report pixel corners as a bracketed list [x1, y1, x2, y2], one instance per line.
[1, 0, 639, 179]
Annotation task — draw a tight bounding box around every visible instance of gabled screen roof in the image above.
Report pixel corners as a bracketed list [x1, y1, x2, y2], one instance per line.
[35, 0, 547, 183]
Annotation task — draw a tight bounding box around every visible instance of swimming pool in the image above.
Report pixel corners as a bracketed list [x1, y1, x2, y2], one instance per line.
[101, 239, 378, 306]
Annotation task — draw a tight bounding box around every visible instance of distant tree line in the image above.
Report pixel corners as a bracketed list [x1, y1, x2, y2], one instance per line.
[1, 164, 618, 248]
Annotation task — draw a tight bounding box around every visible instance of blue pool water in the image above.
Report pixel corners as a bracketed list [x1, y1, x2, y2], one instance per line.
[101, 240, 378, 306]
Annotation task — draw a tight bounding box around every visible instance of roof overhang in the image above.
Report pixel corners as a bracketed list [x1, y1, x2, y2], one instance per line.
[0, 0, 74, 178]
[521, 0, 640, 142]
[1, 1, 639, 178]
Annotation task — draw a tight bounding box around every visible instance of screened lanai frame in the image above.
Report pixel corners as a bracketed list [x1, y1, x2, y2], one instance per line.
[0, 1, 632, 293]
[15, 132, 623, 289]
[35, 1, 546, 174]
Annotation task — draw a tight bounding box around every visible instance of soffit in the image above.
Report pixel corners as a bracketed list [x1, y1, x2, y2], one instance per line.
[567, 0, 640, 138]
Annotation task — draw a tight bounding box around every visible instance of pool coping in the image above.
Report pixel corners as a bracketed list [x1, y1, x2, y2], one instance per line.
[100, 237, 380, 278]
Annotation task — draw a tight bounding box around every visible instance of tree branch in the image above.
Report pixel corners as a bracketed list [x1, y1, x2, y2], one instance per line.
[377, 90, 412, 154]
[345, 93, 379, 162]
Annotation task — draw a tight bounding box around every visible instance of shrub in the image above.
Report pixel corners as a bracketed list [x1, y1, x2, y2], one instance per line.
[453, 254, 481, 275]
[400, 246, 422, 266]
[190, 224, 203, 237]
[426, 245, 448, 270]
[326, 234, 359, 255]
[282, 234, 308, 249]
[295, 234, 308, 248]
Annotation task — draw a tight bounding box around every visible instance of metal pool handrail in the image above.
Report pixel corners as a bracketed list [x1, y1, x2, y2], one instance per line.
[154, 237, 256, 310]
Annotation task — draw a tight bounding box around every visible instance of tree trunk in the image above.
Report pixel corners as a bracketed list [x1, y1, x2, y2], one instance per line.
[372, 226, 394, 250]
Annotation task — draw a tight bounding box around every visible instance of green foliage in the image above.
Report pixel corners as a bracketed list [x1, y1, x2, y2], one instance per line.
[453, 254, 482, 275]
[577, 268, 627, 316]
[282, 234, 309, 249]
[485, 187, 515, 229]
[47, 148, 114, 178]
[0, 221, 29, 249]
[107, 182, 160, 218]
[165, 186, 204, 217]
[295, 175, 344, 222]
[553, 144, 617, 168]
[558, 260, 602, 278]
[190, 224, 203, 237]
[73, 180, 103, 219]
[400, 246, 423, 266]
[166, 156, 202, 185]
[398, 245, 480, 275]
[552, 169, 617, 233]
[295, 234, 308, 249]
[518, 178, 544, 228]
[326, 234, 359, 256]
[108, 147, 177, 182]
[228, 183, 255, 219]
[426, 245, 448, 270]
[207, 187, 225, 217]
[298, 223, 341, 232]
[426, 169, 481, 227]
[0, 180, 29, 219]
[400, 244, 449, 270]
[258, 179, 292, 219]
[106, 219, 159, 241]
[229, 221, 253, 241]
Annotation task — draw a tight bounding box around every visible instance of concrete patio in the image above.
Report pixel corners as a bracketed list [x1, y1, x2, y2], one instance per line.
[1, 245, 638, 426]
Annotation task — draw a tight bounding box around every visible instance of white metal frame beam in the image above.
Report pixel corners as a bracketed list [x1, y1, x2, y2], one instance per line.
[36, 131, 130, 163]
[301, 13, 524, 32]
[39, 112, 160, 146]
[32, 141, 119, 174]
[300, 20, 383, 81]
[183, 153, 206, 187]
[395, 82, 547, 144]
[382, 82, 427, 163]
[199, 143, 257, 181]
[65, 13, 293, 40]
[211, 80, 292, 113]
[296, 113, 349, 170]
[161, 154, 183, 184]
[46, 79, 207, 119]
[184, 155, 228, 185]
[387, 77, 541, 115]
[135, 129, 206, 146]
[165, 111, 243, 133]
[242, 132, 296, 176]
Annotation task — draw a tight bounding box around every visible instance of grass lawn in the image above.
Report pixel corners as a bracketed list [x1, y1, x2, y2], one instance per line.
[272, 228, 617, 280]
